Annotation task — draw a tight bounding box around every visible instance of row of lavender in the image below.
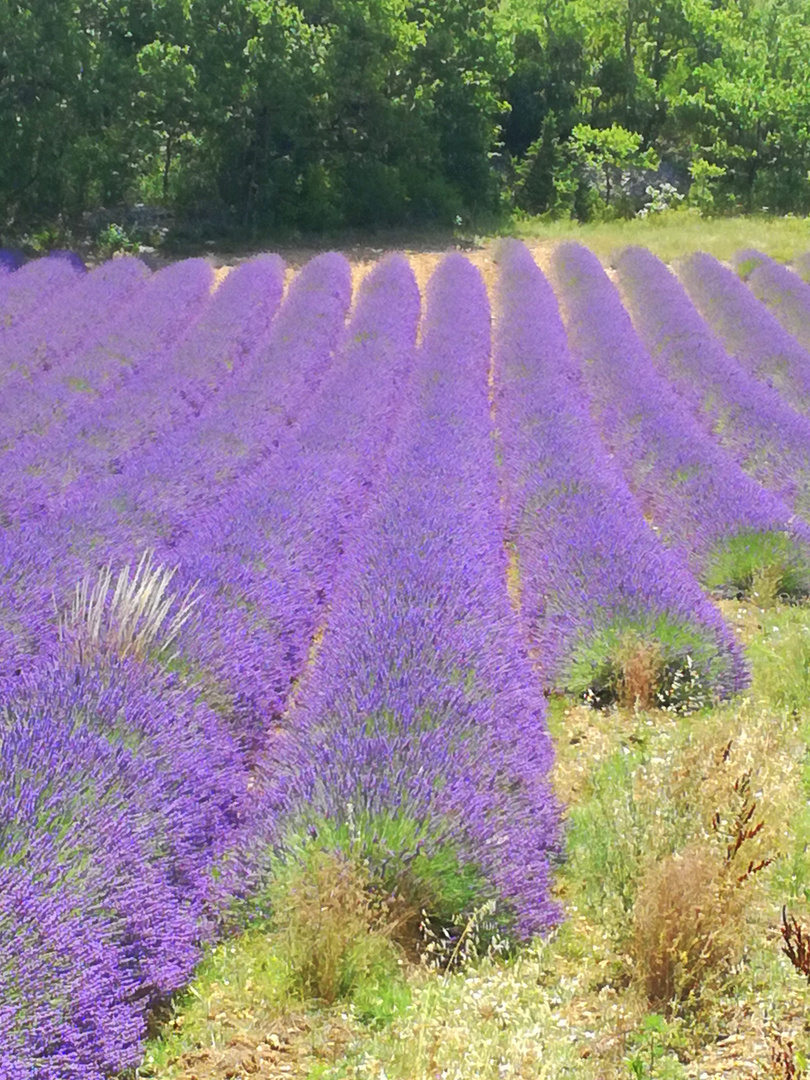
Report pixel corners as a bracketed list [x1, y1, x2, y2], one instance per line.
[0, 253, 279, 1074]
[494, 240, 746, 707]
[0, 250, 457, 1071]
[0, 249, 245, 1069]
[1, 241, 810, 1074]
[259, 255, 562, 938]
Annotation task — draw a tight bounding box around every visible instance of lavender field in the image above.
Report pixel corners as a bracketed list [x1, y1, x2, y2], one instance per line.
[3, 240, 810, 1078]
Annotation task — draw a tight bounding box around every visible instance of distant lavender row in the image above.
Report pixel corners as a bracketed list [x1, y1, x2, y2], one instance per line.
[616, 246, 810, 522]
[164, 253, 419, 753]
[678, 252, 810, 418]
[0, 256, 150, 390]
[262, 254, 562, 941]
[0, 255, 350, 700]
[0, 257, 283, 526]
[0, 253, 86, 333]
[89, 251, 352, 549]
[552, 243, 810, 596]
[494, 240, 746, 705]
[0, 656, 247, 1079]
[0, 259, 213, 527]
[731, 249, 810, 356]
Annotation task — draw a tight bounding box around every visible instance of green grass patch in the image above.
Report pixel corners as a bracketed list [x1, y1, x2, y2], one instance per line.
[255, 810, 494, 946]
[506, 208, 810, 263]
[562, 613, 723, 712]
[704, 528, 810, 603]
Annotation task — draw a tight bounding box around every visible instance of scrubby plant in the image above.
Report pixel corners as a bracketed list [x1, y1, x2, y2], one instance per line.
[741, 250, 810, 357]
[632, 842, 744, 1010]
[632, 769, 772, 1013]
[769, 1031, 807, 1080]
[261, 846, 406, 1008]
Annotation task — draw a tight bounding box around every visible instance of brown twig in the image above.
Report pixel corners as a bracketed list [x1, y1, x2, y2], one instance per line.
[781, 907, 810, 980]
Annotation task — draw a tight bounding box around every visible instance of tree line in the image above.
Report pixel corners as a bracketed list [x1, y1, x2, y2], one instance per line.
[2, 0, 809, 240]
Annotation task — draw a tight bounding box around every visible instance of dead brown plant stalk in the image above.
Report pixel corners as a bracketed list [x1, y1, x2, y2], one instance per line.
[770, 1030, 805, 1080]
[781, 907, 810, 981]
[632, 765, 772, 1012]
[617, 639, 663, 710]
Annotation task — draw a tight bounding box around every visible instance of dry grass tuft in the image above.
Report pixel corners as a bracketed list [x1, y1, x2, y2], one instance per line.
[58, 550, 199, 664]
[617, 639, 663, 710]
[268, 848, 405, 1006]
[632, 763, 773, 1014]
[632, 842, 744, 1010]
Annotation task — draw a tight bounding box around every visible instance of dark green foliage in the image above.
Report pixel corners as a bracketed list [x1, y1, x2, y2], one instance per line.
[1, 0, 809, 237]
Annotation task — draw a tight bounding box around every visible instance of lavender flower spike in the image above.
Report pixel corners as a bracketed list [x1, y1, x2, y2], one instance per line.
[552, 243, 810, 598]
[495, 239, 746, 706]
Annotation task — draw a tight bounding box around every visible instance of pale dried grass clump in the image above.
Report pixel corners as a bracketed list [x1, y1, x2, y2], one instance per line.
[632, 755, 776, 1014]
[58, 550, 199, 664]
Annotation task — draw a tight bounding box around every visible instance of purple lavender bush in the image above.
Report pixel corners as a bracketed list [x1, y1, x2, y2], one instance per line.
[616, 245, 810, 521]
[0, 864, 142, 1080]
[495, 240, 746, 708]
[256, 254, 562, 944]
[0, 655, 248, 1078]
[730, 249, 810, 356]
[0, 255, 150, 388]
[552, 243, 810, 601]
[678, 251, 810, 417]
[0, 254, 350, 697]
[0, 253, 86, 333]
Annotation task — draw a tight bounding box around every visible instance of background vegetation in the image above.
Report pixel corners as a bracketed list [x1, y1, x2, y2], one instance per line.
[3, 0, 810, 245]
